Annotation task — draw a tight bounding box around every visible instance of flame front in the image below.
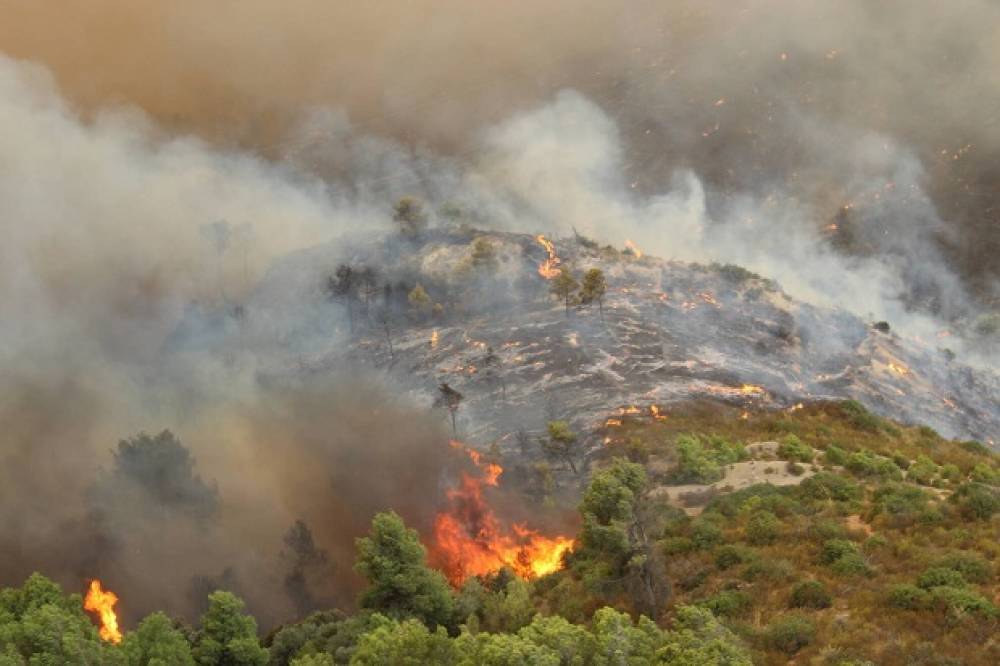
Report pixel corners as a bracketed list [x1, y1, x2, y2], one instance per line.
[433, 443, 573, 585]
[84, 580, 122, 644]
[535, 235, 562, 279]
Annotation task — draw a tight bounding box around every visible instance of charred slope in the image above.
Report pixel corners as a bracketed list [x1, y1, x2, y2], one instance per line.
[210, 228, 1000, 451]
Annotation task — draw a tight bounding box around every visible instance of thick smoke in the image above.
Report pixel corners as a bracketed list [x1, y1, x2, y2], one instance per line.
[1, 0, 996, 304]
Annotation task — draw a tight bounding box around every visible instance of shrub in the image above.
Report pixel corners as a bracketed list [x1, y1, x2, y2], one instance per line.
[906, 455, 939, 485]
[940, 464, 962, 483]
[690, 518, 724, 550]
[927, 586, 998, 620]
[700, 590, 753, 618]
[778, 435, 813, 463]
[763, 615, 815, 655]
[934, 552, 993, 584]
[824, 445, 849, 466]
[970, 463, 999, 485]
[742, 558, 794, 582]
[745, 511, 781, 545]
[715, 545, 751, 570]
[888, 584, 929, 610]
[820, 539, 859, 565]
[917, 567, 967, 590]
[846, 450, 902, 480]
[799, 472, 862, 503]
[789, 581, 832, 609]
[839, 400, 883, 432]
[869, 483, 934, 525]
[661, 537, 695, 556]
[950, 482, 1000, 521]
[960, 440, 991, 456]
[830, 552, 872, 577]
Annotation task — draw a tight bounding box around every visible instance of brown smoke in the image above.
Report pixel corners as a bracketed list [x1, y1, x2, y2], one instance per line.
[0, 1, 996, 298]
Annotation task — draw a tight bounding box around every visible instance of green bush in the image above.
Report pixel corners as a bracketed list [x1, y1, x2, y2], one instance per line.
[824, 445, 849, 466]
[789, 581, 832, 609]
[700, 590, 753, 618]
[839, 400, 883, 432]
[888, 584, 929, 610]
[715, 545, 751, 570]
[830, 552, 872, 577]
[870, 483, 934, 525]
[671, 434, 747, 484]
[906, 455, 939, 485]
[917, 567, 967, 590]
[934, 552, 993, 584]
[927, 586, 998, 619]
[778, 435, 814, 463]
[846, 450, 902, 480]
[690, 518, 725, 550]
[798, 472, 862, 503]
[745, 511, 781, 545]
[950, 482, 1000, 520]
[763, 615, 816, 655]
[820, 539, 859, 565]
[741, 558, 794, 582]
[970, 463, 999, 485]
[661, 536, 695, 556]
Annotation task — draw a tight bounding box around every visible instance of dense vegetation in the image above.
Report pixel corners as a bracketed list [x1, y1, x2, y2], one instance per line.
[1, 400, 997, 664]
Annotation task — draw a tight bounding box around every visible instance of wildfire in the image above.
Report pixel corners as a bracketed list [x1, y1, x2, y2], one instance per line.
[650, 405, 667, 421]
[624, 239, 643, 258]
[705, 384, 767, 399]
[605, 418, 623, 427]
[887, 362, 911, 376]
[535, 235, 562, 279]
[430, 330, 439, 348]
[84, 580, 122, 644]
[433, 443, 574, 585]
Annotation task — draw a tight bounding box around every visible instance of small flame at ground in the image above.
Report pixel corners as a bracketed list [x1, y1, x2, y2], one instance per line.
[430, 330, 439, 348]
[535, 235, 562, 279]
[624, 239, 642, 258]
[650, 405, 667, 421]
[84, 580, 122, 644]
[433, 442, 574, 585]
[887, 362, 911, 376]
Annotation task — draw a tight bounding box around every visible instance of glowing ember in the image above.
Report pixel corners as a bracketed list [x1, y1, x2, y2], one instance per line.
[605, 418, 623, 427]
[433, 443, 573, 585]
[624, 239, 643, 258]
[535, 235, 562, 279]
[705, 384, 767, 399]
[740, 410, 750, 420]
[84, 580, 122, 644]
[621, 405, 641, 415]
[430, 330, 439, 348]
[788, 403, 804, 412]
[698, 291, 720, 306]
[887, 362, 911, 376]
[650, 405, 667, 421]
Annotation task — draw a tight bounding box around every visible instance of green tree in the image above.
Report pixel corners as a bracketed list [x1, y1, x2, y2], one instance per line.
[192, 591, 267, 666]
[123, 612, 194, 666]
[543, 421, 580, 475]
[470, 238, 499, 272]
[579, 268, 608, 320]
[407, 284, 432, 320]
[576, 460, 668, 616]
[354, 512, 454, 629]
[549, 270, 578, 317]
[393, 197, 429, 238]
[349, 616, 452, 665]
[656, 606, 752, 665]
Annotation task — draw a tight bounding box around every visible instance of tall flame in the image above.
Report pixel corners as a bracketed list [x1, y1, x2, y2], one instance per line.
[84, 580, 122, 644]
[535, 235, 562, 279]
[433, 443, 574, 585]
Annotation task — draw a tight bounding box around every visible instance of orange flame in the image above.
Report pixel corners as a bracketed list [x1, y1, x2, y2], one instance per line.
[433, 443, 573, 585]
[430, 330, 439, 348]
[650, 405, 667, 421]
[84, 580, 122, 644]
[535, 235, 562, 279]
[624, 239, 643, 258]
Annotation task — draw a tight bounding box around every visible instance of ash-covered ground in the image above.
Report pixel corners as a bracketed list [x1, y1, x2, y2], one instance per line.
[177, 227, 1000, 455]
